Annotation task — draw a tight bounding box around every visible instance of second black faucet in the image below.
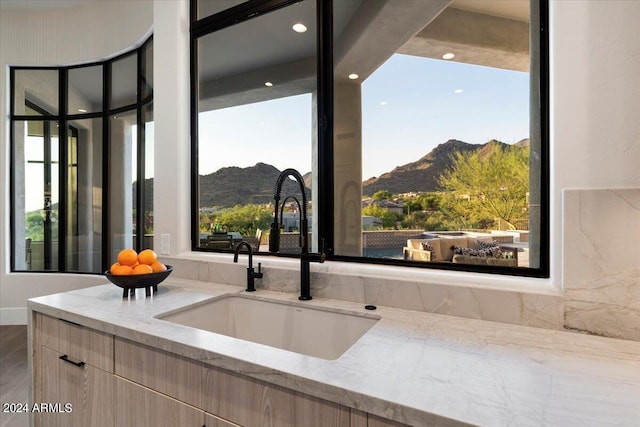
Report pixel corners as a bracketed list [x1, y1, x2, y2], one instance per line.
[233, 241, 262, 292]
[269, 168, 325, 300]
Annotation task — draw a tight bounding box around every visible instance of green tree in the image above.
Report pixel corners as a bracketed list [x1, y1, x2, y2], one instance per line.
[199, 211, 217, 233]
[24, 210, 59, 241]
[362, 204, 397, 229]
[371, 190, 392, 201]
[439, 143, 529, 229]
[437, 193, 491, 230]
[401, 197, 422, 216]
[400, 192, 447, 230]
[25, 211, 44, 241]
[418, 193, 442, 212]
[215, 204, 272, 236]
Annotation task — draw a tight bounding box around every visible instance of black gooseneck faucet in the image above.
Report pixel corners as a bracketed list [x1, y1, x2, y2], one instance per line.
[233, 241, 262, 292]
[269, 168, 325, 300]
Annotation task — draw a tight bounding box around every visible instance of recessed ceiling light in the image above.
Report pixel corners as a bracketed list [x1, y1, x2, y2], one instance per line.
[454, 89, 464, 94]
[264, 82, 273, 87]
[348, 73, 359, 80]
[442, 52, 455, 60]
[379, 101, 388, 106]
[292, 23, 307, 33]
[78, 108, 87, 113]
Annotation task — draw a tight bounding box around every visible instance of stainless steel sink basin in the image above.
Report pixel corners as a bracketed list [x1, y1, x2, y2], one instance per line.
[156, 294, 379, 360]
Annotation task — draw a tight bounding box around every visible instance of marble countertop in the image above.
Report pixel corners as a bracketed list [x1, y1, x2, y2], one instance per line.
[28, 278, 640, 427]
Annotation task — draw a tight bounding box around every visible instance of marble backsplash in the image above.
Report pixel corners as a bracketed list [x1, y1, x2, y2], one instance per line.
[163, 188, 640, 341]
[563, 188, 640, 340]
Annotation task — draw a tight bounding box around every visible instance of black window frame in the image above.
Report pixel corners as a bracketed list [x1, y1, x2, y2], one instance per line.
[190, 0, 549, 278]
[9, 36, 154, 274]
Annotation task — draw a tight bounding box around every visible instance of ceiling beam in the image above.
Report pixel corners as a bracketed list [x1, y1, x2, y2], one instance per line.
[398, 7, 530, 72]
[334, 0, 452, 83]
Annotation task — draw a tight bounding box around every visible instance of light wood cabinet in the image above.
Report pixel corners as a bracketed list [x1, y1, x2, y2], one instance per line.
[115, 377, 204, 427]
[200, 362, 350, 427]
[115, 337, 350, 427]
[114, 335, 202, 406]
[33, 313, 115, 427]
[368, 413, 411, 427]
[35, 312, 113, 371]
[32, 311, 410, 427]
[204, 412, 241, 427]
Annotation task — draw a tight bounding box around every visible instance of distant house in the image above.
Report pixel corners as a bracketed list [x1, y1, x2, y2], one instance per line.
[362, 216, 383, 229]
[281, 212, 311, 232]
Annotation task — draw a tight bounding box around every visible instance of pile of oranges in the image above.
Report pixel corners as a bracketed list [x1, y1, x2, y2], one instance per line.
[109, 248, 167, 276]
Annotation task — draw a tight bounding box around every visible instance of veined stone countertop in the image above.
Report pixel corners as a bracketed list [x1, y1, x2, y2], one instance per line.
[28, 278, 640, 427]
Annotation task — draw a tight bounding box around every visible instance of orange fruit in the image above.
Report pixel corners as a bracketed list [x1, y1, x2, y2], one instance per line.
[109, 262, 120, 274]
[112, 265, 133, 276]
[132, 264, 153, 275]
[117, 248, 138, 266]
[150, 261, 167, 273]
[138, 249, 157, 266]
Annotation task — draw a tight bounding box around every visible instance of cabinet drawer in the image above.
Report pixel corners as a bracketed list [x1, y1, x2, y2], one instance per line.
[35, 313, 113, 372]
[37, 346, 115, 427]
[115, 377, 204, 427]
[115, 337, 350, 427]
[201, 364, 350, 427]
[114, 337, 202, 407]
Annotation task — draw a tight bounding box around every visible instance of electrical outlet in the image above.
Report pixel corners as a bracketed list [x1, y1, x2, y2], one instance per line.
[160, 234, 171, 255]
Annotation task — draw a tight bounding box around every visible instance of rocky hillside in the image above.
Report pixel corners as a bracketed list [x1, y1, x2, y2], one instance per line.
[199, 163, 310, 208]
[362, 138, 529, 196]
[137, 139, 528, 208]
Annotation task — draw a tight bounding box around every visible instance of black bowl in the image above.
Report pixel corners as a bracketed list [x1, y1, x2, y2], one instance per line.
[104, 265, 173, 290]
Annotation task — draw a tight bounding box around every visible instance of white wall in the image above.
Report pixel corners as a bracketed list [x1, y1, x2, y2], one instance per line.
[552, 1, 640, 190]
[551, 0, 640, 284]
[152, 0, 192, 260]
[550, 1, 640, 340]
[0, 1, 153, 324]
[2, 1, 639, 328]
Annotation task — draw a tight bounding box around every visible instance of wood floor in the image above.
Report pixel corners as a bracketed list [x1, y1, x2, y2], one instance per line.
[0, 325, 29, 427]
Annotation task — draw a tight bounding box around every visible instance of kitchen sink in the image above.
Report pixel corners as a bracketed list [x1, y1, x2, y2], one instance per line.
[156, 294, 380, 360]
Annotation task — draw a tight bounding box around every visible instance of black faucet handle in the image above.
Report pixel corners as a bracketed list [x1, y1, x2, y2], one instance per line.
[254, 262, 263, 279]
[268, 222, 280, 252]
[305, 252, 325, 263]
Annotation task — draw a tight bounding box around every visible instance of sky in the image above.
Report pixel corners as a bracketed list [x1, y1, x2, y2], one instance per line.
[198, 53, 529, 180]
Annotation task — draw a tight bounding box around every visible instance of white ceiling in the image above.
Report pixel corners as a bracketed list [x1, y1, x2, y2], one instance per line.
[5, 0, 531, 109]
[451, 0, 530, 23]
[1, 0, 531, 22]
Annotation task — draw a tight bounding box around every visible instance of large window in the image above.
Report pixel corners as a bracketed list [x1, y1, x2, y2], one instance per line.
[192, 0, 317, 254]
[191, 0, 548, 277]
[10, 36, 154, 274]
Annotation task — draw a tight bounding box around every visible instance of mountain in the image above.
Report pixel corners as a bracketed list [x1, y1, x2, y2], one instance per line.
[199, 163, 311, 208]
[137, 139, 528, 208]
[362, 138, 529, 196]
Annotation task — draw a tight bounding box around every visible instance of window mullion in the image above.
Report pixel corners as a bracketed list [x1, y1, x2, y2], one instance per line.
[136, 49, 145, 252]
[58, 69, 68, 272]
[102, 62, 111, 272]
[317, 0, 333, 256]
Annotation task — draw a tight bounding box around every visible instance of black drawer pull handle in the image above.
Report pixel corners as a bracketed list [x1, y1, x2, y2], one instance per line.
[59, 354, 85, 368]
[59, 318, 82, 327]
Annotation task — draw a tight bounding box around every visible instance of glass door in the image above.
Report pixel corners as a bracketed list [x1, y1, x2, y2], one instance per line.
[21, 103, 59, 270]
